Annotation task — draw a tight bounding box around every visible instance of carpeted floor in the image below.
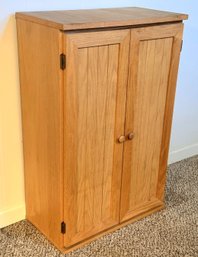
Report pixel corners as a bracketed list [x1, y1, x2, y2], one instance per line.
[0, 155, 198, 257]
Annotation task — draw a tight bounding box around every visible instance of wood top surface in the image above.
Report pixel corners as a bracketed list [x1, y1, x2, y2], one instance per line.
[16, 7, 188, 30]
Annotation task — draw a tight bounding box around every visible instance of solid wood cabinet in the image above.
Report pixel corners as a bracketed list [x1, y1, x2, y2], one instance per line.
[16, 7, 188, 253]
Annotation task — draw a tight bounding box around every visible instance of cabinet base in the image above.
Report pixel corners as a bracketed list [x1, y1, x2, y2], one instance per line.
[27, 203, 164, 254]
[62, 203, 164, 253]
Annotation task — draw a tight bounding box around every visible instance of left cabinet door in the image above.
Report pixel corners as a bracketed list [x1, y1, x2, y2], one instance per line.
[63, 29, 130, 247]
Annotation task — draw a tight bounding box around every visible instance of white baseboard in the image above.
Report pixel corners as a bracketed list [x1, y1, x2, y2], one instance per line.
[168, 143, 198, 164]
[0, 204, 25, 228]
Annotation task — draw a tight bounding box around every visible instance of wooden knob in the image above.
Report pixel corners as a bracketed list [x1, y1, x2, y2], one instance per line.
[128, 132, 134, 140]
[118, 135, 126, 143]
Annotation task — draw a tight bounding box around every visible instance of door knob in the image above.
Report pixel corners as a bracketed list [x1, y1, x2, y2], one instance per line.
[128, 132, 134, 140]
[118, 135, 126, 143]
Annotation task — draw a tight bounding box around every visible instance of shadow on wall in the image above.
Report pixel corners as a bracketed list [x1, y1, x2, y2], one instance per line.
[0, 14, 25, 227]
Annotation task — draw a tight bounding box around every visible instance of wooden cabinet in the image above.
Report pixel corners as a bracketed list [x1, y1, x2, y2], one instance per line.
[16, 7, 188, 253]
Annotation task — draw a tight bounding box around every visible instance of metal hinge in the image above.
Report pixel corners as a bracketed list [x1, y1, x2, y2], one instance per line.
[60, 54, 66, 70]
[61, 221, 66, 234]
[180, 40, 183, 52]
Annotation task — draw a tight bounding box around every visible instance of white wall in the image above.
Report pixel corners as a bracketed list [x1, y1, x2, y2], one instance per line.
[0, 1, 197, 228]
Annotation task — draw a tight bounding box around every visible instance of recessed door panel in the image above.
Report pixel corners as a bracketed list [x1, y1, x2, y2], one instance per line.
[120, 24, 183, 221]
[64, 30, 130, 246]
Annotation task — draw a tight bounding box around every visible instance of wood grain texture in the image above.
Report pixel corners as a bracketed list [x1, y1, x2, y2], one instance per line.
[120, 24, 183, 222]
[63, 29, 130, 247]
[60, 204, 164, 253]
[16, 19, 64, 247]
[16, 7, 188, 30]
[157, 26, 184, 201]
[16, 9, 186, 252]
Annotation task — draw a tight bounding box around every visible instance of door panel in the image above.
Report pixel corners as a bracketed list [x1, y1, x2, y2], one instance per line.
[120, 24, 183, 221]
[63, 30, 130, 246]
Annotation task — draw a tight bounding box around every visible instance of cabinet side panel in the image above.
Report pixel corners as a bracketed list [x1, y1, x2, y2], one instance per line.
[16, 19, 63, 248]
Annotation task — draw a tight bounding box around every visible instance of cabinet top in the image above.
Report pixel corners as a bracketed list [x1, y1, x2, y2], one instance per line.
[16, 7, 188, 31]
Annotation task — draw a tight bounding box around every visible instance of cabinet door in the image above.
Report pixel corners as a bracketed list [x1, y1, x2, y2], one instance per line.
[63, 29, 130, 246]
[120, 24, 183, 221]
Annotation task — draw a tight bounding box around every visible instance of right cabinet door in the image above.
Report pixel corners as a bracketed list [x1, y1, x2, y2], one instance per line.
[120, 24, 183, 222]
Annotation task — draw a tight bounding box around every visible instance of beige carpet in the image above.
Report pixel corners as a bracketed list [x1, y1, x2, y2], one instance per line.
[0, 155, 198, 257]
